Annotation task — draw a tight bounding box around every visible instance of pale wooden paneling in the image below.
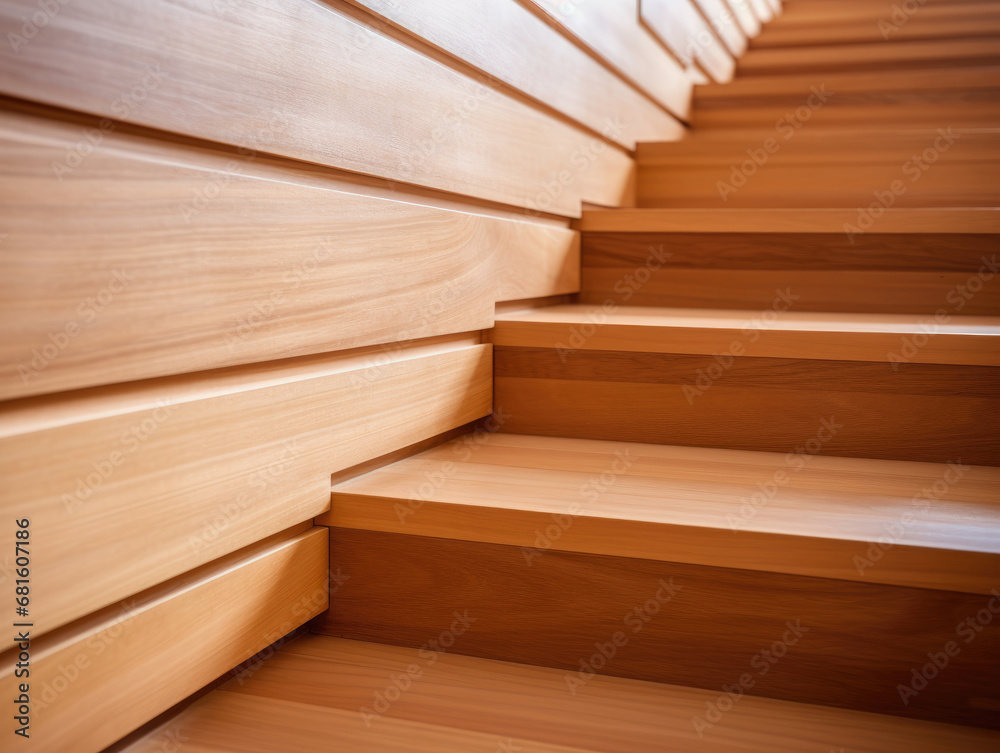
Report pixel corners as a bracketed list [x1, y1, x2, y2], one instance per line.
[0, 340, 491, 641]
[123, 636, 1000, 752]
[0, 0, 633, 216]
[727, 0, 762, 37]
[344, 0, 684, 146]
[692, 0, 748, 56]
[325, 433, 1000, 593]
[747, 0, 775, 24]
[0, 104, 571, 399]
[529, 0, 693, 120]
[641, 0, 736, 83]
[0, 527, 329, 753]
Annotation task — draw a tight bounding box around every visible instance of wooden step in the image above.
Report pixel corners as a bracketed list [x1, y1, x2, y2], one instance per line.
[692, 67, 1000, 128]
[751, 1, 1000, 47]
[740, 38, 1000, 75]
[634, 127, 1000, 208]
[120, 634, 1000, 752]
[494, 304, 1000, 366]
[492, 304, 1000, 465]
[322, 433, 1000, 593]
[579, 208, 1000, 315]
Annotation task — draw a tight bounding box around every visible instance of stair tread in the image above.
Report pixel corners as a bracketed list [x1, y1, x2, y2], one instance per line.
[492, 304, 1000, 366]
[577, 207, 1000, 233]
[323, 433, 1000, 593]
[123, 634, 1000, 752]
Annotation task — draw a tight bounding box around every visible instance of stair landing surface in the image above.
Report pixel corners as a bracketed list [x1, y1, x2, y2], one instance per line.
[121, 634, 1000, 752]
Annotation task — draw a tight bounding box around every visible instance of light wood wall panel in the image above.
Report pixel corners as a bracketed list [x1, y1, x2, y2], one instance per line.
[0, 0, 633, 216]
[0, 527, 329, 753]
[692, 0, 749, 56]
[0, 104, 571, 399]
[315, 528, 1000, 729]
[344, 0, 684, 146]
[529, 0, 693, 120]
[727, 0, 762, 37]
[641, 0, 736, 83]
[0, 340, 491, 642]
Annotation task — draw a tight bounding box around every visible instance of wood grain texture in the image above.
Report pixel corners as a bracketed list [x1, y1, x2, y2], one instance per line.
[494, 304, 1000, 366]
[0, 527, 329, 753]
[755, 1, 1000, 47]
[323, 432, 1000, 593]
[692, 67, 1000, 128]
[581, 232, 1000, 314]
[344, 0, 685, 146]
[529, 0, 694, 120]
[0, 106, 509, 398]
[577, 207, 1000, 233]
[641, 0, 736, 83]
[740, 38, 1000, 75]
[315, 529, 1000, 729]
[0, 340, 491, 642]
[494, 347, 1000, 465]
[692, 0, 749, 56]
[122, 635, 1000, 752]
[727, 0, 762, 37]
[0, 0, 634, 216]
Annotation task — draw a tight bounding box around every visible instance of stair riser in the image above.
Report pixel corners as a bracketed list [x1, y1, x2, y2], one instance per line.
[581, 232, 1000, 315]
[495, 347, 1000, 465]
[316, 528, 1000, 730]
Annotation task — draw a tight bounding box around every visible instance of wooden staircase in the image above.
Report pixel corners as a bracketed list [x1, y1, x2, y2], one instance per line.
[115, 0, 999, 750]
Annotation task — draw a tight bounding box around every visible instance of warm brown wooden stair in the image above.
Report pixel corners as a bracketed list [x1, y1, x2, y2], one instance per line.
[322, 433, 1000, 593]
[494, 304, 1000, 366]
[122, 635, 1000, 752]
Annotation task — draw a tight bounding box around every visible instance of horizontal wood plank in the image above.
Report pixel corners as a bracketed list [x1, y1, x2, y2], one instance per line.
[529, 0, 693, 120]
[0, 527, 329, 753]
[344, 0, 685, 146]
[0, 340, 491, 641]
[0, 0, 633, 216]
[641, 0, 736, 83]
